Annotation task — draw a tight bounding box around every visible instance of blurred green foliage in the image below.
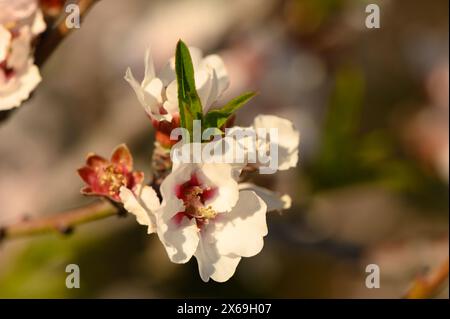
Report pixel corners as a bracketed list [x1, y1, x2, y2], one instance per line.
[309, 65, 448, 211]
[0, 222, 146, 298]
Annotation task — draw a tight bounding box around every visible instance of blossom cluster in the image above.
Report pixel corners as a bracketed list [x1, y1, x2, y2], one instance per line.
[78, 41, 300, 282]
[0, 0, 46, 111]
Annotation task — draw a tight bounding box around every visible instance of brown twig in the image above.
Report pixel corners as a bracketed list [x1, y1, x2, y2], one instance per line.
[0, 200, 118, 241]
[151, 142, 172, 189]
[35, 0, 100, 67]
[404, 257, 449, 299]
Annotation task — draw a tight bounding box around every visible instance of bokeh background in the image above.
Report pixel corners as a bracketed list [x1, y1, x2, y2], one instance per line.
[0, 0, 448, 298]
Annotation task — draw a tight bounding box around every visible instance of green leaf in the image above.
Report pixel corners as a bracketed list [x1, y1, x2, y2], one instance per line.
[204, 91, 257, 129]
[175, 40, 203, 138]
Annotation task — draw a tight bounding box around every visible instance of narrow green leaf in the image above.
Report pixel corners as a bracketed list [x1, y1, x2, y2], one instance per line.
[175, 40, 203, 138]
[203, 91, 257, 129]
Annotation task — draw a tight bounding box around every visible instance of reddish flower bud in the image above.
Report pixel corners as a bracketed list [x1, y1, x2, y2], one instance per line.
[152, 115, 181, 148]
[77, 144, 143, 202]
[151, 115, 235, 148]
[39, 0, 65, 16]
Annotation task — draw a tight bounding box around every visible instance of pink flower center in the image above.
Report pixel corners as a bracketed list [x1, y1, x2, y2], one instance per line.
[174, 173, 218, 228]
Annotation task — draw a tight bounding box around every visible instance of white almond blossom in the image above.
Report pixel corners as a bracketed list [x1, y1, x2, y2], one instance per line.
[120, 160, 275, 282]
[0, 0, 40, 27]
[238, 182, 292, 212]
[121, 48, 299, 282]
[125, 46, 229, 122]
[0, 0, 46, 111]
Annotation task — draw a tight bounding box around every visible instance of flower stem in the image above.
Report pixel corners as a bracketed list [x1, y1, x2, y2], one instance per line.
[404, 257, 449, 299]
[0, 173, 163, 242]
[0, 200, 118, 241]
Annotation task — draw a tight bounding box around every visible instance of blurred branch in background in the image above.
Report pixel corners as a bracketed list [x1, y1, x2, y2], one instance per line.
[405, 258, 449, 299]
[0, 201, 117, 241]
[35, 0, 101, 67]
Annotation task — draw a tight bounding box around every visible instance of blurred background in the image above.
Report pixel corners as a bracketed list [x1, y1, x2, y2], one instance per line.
[0, 0, 448, 298]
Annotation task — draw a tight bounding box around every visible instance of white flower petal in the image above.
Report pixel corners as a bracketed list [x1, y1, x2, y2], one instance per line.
[194, 235, 242, 282]
[202, 54, 229, 96]
[119, 186, 159, 234]
[124, 68, 146, 106]
[194, 68, 213, 111]
[188, 46, 203, 68]
[0, 61, 41, 110]
[142, 47, 155, 88]
[198, 163, 239, 213]
[143, 77, 163, 105]
[238, 183, 292, 211]
[140, 185, 161, 212]
[204, 69, 219, 111]
[119, 187, 148, 225]
[159, 163, 194, 216]
[157, 212, 200, 264]
[162, 79, 179, 115]
[253, 115, 300, 170]
[0, 25, 11, 61]
[125, 68, 166, 120]
[31, 9, 46, 35]
[159, 59, 176, 86]
[213, 190, 268, 258]
[156, 163, 205, 263]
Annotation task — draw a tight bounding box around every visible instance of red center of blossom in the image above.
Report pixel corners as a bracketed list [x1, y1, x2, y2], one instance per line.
[174, 173, 218, 228]
[0, 61, 15, 80]
[98, 164, 128, 196]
